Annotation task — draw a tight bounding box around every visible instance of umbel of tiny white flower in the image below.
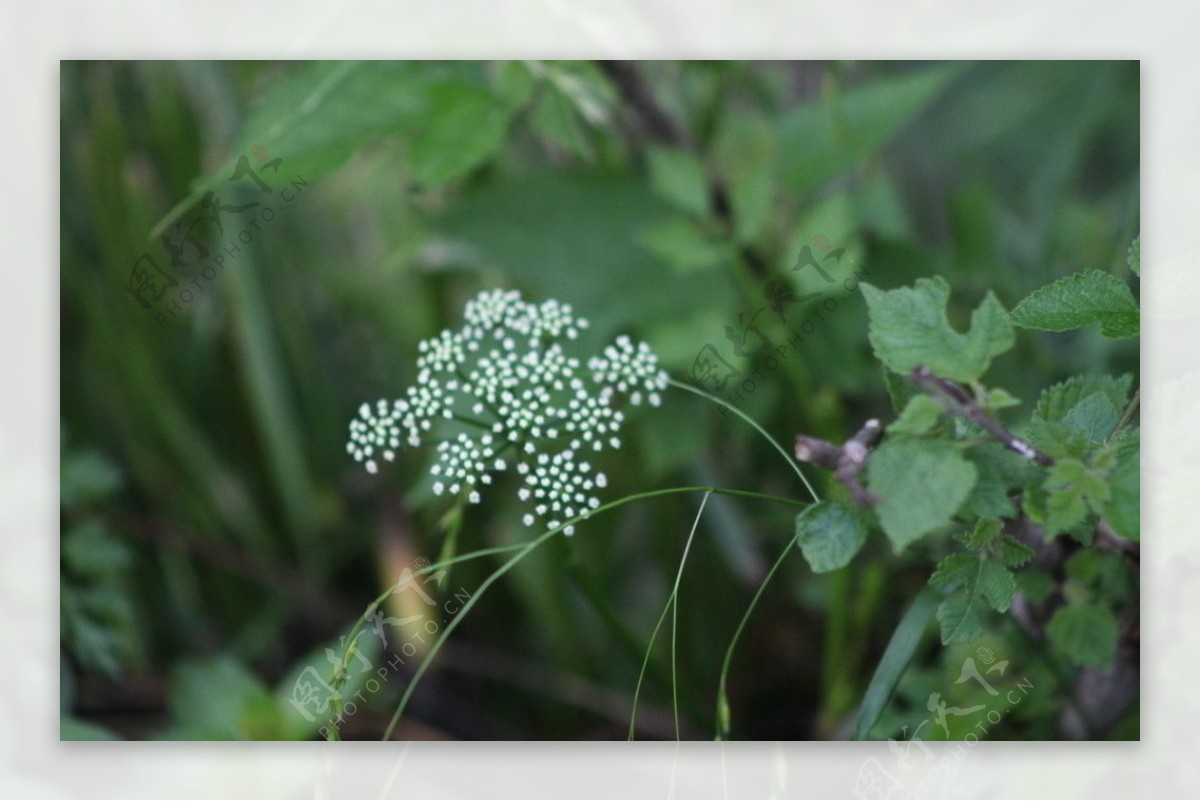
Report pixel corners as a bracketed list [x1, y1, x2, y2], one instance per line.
[347, 289, 669, 536]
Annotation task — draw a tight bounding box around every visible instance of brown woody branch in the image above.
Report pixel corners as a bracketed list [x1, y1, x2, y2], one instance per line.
[794, 418, 883, 506]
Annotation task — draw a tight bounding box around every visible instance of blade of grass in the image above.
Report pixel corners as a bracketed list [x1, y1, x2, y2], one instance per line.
[852, 587, 939, 740]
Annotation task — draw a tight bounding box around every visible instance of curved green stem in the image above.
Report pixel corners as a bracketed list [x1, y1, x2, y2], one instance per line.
[379, 484, 807, 740]
[715, 529, 801, 740]
[627, 491, 712, 740]
[668, 378, 819, 503]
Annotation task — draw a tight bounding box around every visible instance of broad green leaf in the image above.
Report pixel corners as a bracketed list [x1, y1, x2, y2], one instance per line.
[853, 587, 939, 740]
[1033, 374, 1132, 423]
[646, 146, 710, 217]
[1104, 449, 1139, 542]
[1046, 602, 1118, 670]
[151, 61, 459, 238]
[794, 501, 868, 573]
[164, 656, 279, 740]
[889, 394, 943, 435]
[1060, 392, 1120, 443]
[929, 553, 1016, 644]
[867, 439, 978, 552]
[636, 219, 728, 274]
[778, 64, 960, 199]
[1043, 458, 1110, 537]
[408, 82, 513, 186]
[1010, 270, 1139, 338]
[861, 277, 1015, 382]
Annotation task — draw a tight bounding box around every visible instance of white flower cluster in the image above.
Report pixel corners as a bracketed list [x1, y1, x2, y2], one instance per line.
[347, 289, 669, 535]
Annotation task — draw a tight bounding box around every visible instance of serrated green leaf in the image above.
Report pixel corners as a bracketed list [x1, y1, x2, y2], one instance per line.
[1046, 602, 1118, 670]
[960, 443, 1039, 519]
[889, 394, 943, 435]
[1011, 270, 1139, 338]
[1104, 449, 1139, 542]
[960, 517, 1003, 550]
[861, 277, 1015, 382]
[1060, 392, 1120, 443]
[646, 146, 710, 217]
[997, 535, 1036, 567]
[794, 501, 868, 573]
[408, 82, 513, 186]
[930, 553, 1016, 644]
[1044, 458, 1111, 537]
[1034, 374, 1132, 423]
[867, 439, 978, 552]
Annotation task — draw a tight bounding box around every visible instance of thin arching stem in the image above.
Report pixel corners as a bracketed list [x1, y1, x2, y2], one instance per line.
[380, 484, 808, 741]
[668, 378, 820, 502]
[627, 491, 712, 740]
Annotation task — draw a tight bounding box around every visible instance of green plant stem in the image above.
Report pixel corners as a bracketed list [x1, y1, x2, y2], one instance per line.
[380, 483, 808, 741]
[714, 528, 801, 740]
[668, 378, 820, 502]
[627, 491, 712, 741]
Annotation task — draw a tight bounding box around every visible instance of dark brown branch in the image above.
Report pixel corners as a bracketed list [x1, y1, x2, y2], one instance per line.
[909, 366, 1054, 466]
[794, 418, 883, 506]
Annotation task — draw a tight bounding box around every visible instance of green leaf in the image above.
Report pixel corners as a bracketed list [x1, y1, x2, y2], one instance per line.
[996, 535, 1036, 568]
[646, 146, 710, 217]
[960, 442, 1038, 519]
[164, 656, 278, 740]
[1128, 236, 1140, 277]
[889, 394, 943, 435]
[867, 439, 978, 552]
[531, 87, 592, 159]
[636, 219, 727, 274]
[1104, 449, 1139, 542]
[852, 587, 939, 740]
[959, 517, 1003, 550]
[929, 553, 1016, 644]
[1046, 602, 1119, 670]
[408, 81, 513, 186]
[778, 64, 960, 199]
[794, 501, 868, 573]
[1034, 374, 1132, 424]
[1060, 392, 1120, 443]
[861, 277, 1015, 382]
[1044, 458, 1111, 537]
[1010, 270, 1139, 338]
[151, 61, 460, 237]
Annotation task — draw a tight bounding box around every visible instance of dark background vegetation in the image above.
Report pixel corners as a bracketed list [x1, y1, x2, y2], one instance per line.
[60, 60, 1138, 740]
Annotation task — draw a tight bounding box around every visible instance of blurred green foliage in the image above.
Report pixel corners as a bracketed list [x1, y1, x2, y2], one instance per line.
[60, 60, 1138, 741]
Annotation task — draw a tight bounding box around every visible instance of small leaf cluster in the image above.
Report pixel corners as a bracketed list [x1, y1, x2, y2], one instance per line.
[792, 257, 1139, 668]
